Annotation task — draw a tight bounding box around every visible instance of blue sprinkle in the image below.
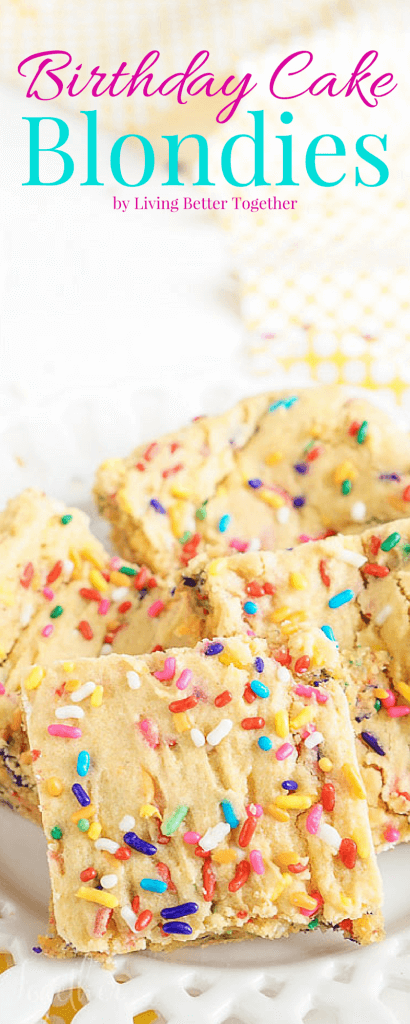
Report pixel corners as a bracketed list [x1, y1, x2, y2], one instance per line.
[282, 780, 298, 791]
[269, 400, 285, 412]
[150, 498, 166, 514]
[221, 799, 239, 828]
[71, 783, 90, 807]
[293, 496, 306, 508]
[283, 396, 298, 408]
[76, 751, 90, 777]
[219, 514, 231, 533]
[204, 642, 224, 656]
[361, 731, 385, 757]
[162, 921, 192, 935]
[258, 736, 272, 751]
[161, 902, 199, 920]
[250, 679, 270, 698]
[321, 624, 338, 644]
[294, 463, 309, 475]
[183, 577, 197, 587]
[244, 600, 258, 615]
[269, 397, 298, 412]
[254, 657, 264, 673]
[328, 589, 355, 609]
[248, 478, 262, 489]
[124, 832, 157, 856]
[140, 878, 167, 893]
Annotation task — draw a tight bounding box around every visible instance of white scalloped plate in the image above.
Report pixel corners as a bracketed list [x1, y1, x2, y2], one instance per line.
[0, 380, 410, 1024]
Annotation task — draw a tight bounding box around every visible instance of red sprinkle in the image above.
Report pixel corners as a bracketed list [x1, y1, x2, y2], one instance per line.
[238, 816, 257, 848]
[79, 587, 101, 602]
[147, 577, 157, 589]
[243, 684, 257, 704]
[152, 645, 165, 653]
[136, 909, 153, 930]
[319, 560, 330, 587]
[228, 860, 250, 892]
[80, 866, 97, 882]
[241, 717, 265, 730]
[131, 895, 140, 914]
[114, 846, 132, 861]
[403, 485, 410, 502]
[263, 581, 275, 595]
[287, 862, 306, 874]
[162, 463, 184, 479]
[203, 858, 216, 901]
[32, 750, 41, 762]
[135, 462, 145, 471]
[78, 620, 93, 641]
[306, 445, 322, 462]
[246, 581, 264, 597]
[369, 535, 382, 556]
[135, 566, 150, 590]
[362, 563, 390, 578]
[118, 601, 132, 614]
[294, 656, 310, 675]
[144, 443, 159, 462]
[214, 690, 232, 708]
[274, 647, 292, 667]
[93, 907, 113, 937]
[339, 837, 357, 869]
[340, 918, 354, 934]
[170, 442, 181, 453]
[348, 420, 361, 436]
[169, 695, 198, 713]
[156, 820, 171, 845]
[47, 560, 63, 585]
[237, 909, 249, 919]
[20, 562, 34, 589]
[321, 783, 335, 812]
[157, 861, 177, 892]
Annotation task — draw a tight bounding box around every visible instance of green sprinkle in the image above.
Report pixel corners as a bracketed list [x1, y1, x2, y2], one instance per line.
[357, 420, 368, 444]
[195, 505, 207, 520]
[308, 917, 319, 930]
[60, 514, 72, 525]
[77, 818, 90, 832]
[162, 804, 189, 836]
[380, 531, 401, 552]
[50, 605, 63, 619]
[341, 479, 351, 495]
[51, 826, 62, 840]
[119, 566, 137, 576]
[374, 699, 381, 712]
[402, 544, 410, 557]
[179, 531, 192, 545]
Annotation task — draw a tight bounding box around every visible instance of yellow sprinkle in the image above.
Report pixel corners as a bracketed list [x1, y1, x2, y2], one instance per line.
[63, 661, 75, 673]
[219, 639, 250, 669]
[373, 687, 389, 699]
[81, 546, 104, 570]
[141, 769, 155, 803]
[173, 712, 191, 732]
[0, 645, 6, 661]
[169, 502, 188, 539]
[290, 707, 315, 731]
[46, 777, 64, 797]
[139, 804, 161, 819]
[213, 849, 237, 864]
[275, 794, 313, 811]
[276, 849, 299, 867]
[170, 486, 190, 499]
[25, 665, 45, 691]
[76, 887, 119, 909]
[352, 826, 370, 860]
[271, 606, 291, 624]
[88, 822, 102, 841]
[396, 681, 410, 703]
[90, 685, 103, 708]
[117, 488, 133, 516]
[273, 874, 291, 898]
[274, 710, 289, 739]
[265, 450, 283, 466]
[267, 805, 290, 822]
[259, 490, 284, 509]
[333, 460, 358, 485]
[342, 763, 366, 800]
[72, 805, 95, 824]
[89, 568, 109, 593]
[110, 569, 132, 587]
[319, 757, 333, 773]
[289, 571, 307, 590]
[339, 895, 353, 912]
[65, 678, 81, 692]
[69, 548, 83, 580]
[208, 559, 223, 576]
[290, 892, 318, 911]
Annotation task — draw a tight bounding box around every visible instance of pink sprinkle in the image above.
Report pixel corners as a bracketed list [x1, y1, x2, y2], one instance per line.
[229, 538, 249, 553]
[176, 669, 192, 691]
[41, 624, 54, 638]
[250, 849, 265, 875]
[154, 657, 176, 682]
[300, 903, 319, 918]
[48, 724, 82, 739]
[275, 742, 294, 761]
[384, 826, 400, 843]
[109, 556, 122, 570]
[315, 692, 329, 704]
[299, 534, 311, 544]
[138, 717, 160, 749]
[183, 831, 201, 844]
[246, 803, 263, 819]
[148, 600, 165, 618]
[294, 684, 314, 699]
[306, 804, 323, 835]
[387, 706, 410, 717]
[381, 690, 396, 708]
[300, 723, 315, 740]
[43, 587, 54, 601]
[246, 629, 256, 637]
[93, 906, 113, 937]
[98, 598, 110, 616]
[0, 683, 5, 696]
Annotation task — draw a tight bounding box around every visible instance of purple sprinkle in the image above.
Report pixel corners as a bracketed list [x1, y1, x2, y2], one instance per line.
[204, 642, 224, 656]
[72, 783, 90, 807]
[248, 478, 262, 489]
[162, 921, 193, 935]
[32, 946, 42, 954]
[254, 657, 264, 673]
[361, 731, 385, 756]
[150, 498, 166, 514]
[293, 496, 306, 508]
[183, 577, 197, 587]
[379, 473, 401, 482]
[161, 902, 199, 919]
[123, 831, 157, 855]
[294, 463, 309, 475]
[282, 780, 298, 791]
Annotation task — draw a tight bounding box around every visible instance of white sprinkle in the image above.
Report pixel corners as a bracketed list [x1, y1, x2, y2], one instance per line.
[112, 587, 129, 602]
[95, 838, 120, 854]
[126, 671, 141, 690]
[55, 705, 84, 720]
[199, 822, 230, 851]
[119, 815, 135, 831]
[206, 718, 233, 746]
[63, 559, 74, 579]
[338, 548, 367, 568]
[248, 537, 261, 551]
[120, 905, 138, 933]
[100, 873, 118, 889]
[375, 604, 393, 626]
[101, 644, 112, 656]
[277, 666, 291, 683]
[191, 727, 206, 747]
[277, 506, 290, 525]
[70, 681, 96, 702]
[304, 731, 324, 749]
[20, 603, 34, 627]
[319, 823, 342, 851]
[351, 501, 366, 523]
